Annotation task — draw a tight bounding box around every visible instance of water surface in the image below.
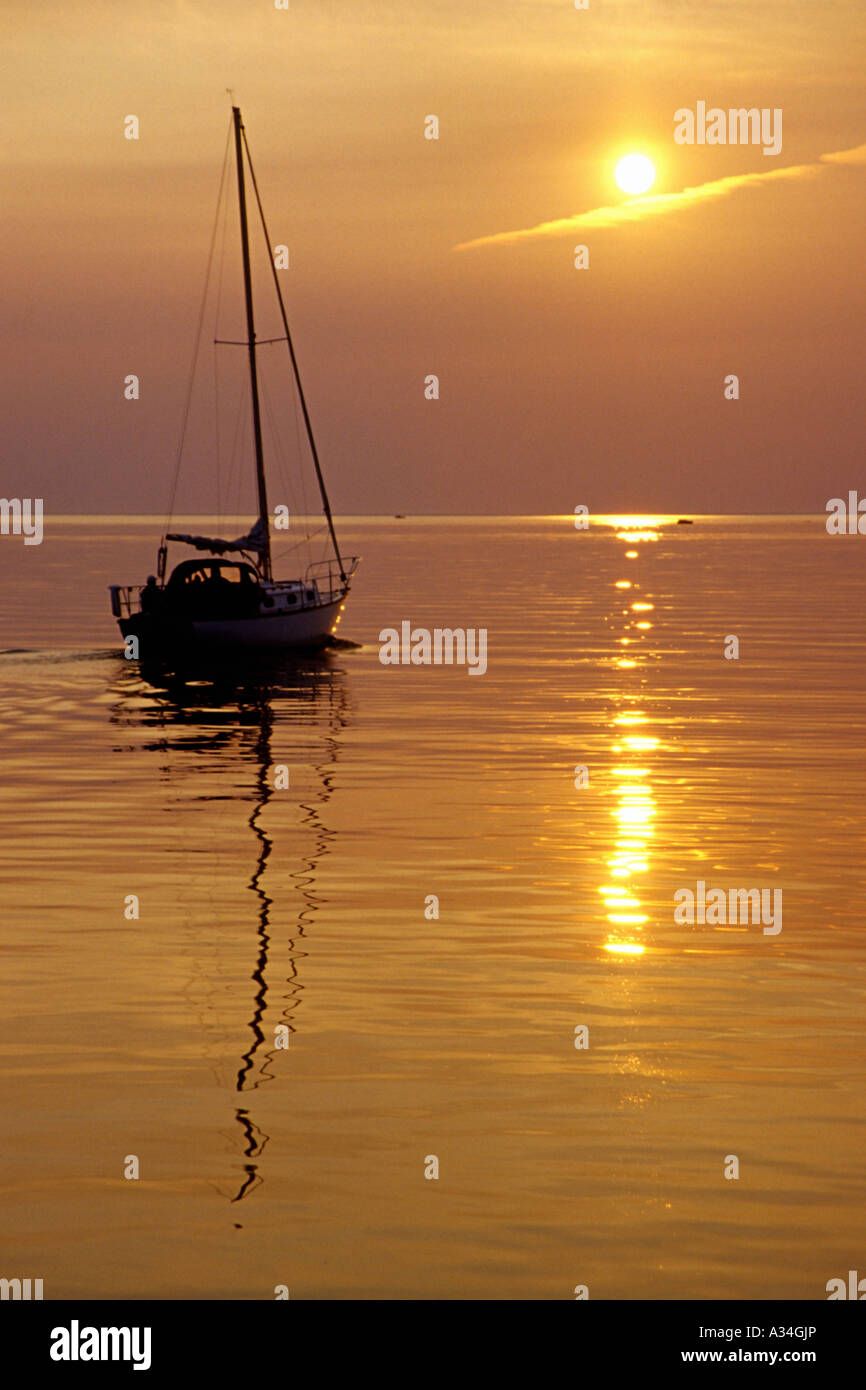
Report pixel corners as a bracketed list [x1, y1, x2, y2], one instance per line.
[0, 515, 864, 1298]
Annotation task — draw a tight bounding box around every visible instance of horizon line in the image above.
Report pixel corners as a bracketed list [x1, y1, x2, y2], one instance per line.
[37, 511, 831, 521]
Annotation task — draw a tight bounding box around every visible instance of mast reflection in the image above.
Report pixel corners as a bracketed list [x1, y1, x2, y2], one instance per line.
[107, 654, 352, 1203]
[236, 690, 275, 1098]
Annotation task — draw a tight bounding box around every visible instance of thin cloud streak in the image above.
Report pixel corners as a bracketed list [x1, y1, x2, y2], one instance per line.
[454, 144, 866, 250]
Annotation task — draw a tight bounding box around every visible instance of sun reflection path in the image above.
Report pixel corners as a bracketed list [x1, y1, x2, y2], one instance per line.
[601, 520, 661, 958]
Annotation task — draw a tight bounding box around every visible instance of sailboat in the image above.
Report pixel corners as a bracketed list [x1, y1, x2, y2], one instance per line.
[109, 107, 359, 669]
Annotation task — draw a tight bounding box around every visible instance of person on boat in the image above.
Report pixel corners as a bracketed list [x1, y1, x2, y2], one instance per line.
[140, 575, 161, 613]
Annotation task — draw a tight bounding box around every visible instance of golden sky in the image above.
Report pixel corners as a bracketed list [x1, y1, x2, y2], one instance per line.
[4, 0, 865, 513]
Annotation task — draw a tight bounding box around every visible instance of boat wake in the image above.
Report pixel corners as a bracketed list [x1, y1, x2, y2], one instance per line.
[0, 648, 120, 664]
[0, 637, 362, 668]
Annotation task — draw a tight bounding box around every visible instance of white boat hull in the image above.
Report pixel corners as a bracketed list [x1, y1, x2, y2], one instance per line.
[189, 598, 342, 650]
[116, 591, 349, 671]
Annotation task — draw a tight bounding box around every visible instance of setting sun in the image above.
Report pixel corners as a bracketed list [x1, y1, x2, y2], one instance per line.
[615, 153, 656, 195]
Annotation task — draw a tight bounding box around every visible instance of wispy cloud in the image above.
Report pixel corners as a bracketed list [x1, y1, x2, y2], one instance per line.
[454, 143, 866, 251]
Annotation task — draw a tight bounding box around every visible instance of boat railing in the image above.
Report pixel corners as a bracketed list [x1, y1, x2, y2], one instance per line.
[108, 584, 143, 619]
[305, 556, 360, 604]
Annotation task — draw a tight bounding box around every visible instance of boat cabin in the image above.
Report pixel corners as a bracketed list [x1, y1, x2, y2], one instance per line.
[161, 559, 263, 619]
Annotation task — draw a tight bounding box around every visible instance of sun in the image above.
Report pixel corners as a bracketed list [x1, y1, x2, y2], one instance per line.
[615, 153, 656, 196]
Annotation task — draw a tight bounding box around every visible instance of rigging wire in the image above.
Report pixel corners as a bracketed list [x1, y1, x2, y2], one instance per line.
[213, 133, 232, 528]
[289, 359, 312, 541]
[241, 124, 346, 581]
[259, 360, 309, 556]
[260, 345, 312, 546]
[271, 523, 329, 563]
[164, 116, 233, 537]
[233, 148, 312, 546]
[224, 380, 249, 524]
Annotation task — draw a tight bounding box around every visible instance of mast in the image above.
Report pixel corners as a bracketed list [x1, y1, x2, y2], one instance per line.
[233, 106, 272, 581]
[241, 126, 347, 583]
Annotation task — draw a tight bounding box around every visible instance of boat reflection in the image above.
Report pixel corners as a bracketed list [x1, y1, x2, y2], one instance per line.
[107, 652, 353, 1202]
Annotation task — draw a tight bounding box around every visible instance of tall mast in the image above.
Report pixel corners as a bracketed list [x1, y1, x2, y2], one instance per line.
[233, 106, 272, 581]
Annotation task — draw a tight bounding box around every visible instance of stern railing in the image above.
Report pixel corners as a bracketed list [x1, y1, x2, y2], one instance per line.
[304, 556, 360, 604]
[109, 585, 144, 619]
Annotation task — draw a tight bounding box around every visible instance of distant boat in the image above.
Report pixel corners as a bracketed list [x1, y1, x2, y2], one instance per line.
[109, 107, 359, 667]
[676, 518, 693, 525]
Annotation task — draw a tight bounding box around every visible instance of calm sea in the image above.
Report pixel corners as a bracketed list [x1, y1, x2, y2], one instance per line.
[0, 515, 864, 1299]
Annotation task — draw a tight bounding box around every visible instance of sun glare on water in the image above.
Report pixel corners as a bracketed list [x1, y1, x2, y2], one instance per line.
[615, 154, 656, 196]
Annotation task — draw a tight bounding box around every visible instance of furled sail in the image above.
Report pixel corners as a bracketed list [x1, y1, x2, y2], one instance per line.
[166, 517, 268, 557]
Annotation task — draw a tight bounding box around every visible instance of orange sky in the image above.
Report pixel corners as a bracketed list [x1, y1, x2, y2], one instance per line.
[3, 0, 865, 514]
